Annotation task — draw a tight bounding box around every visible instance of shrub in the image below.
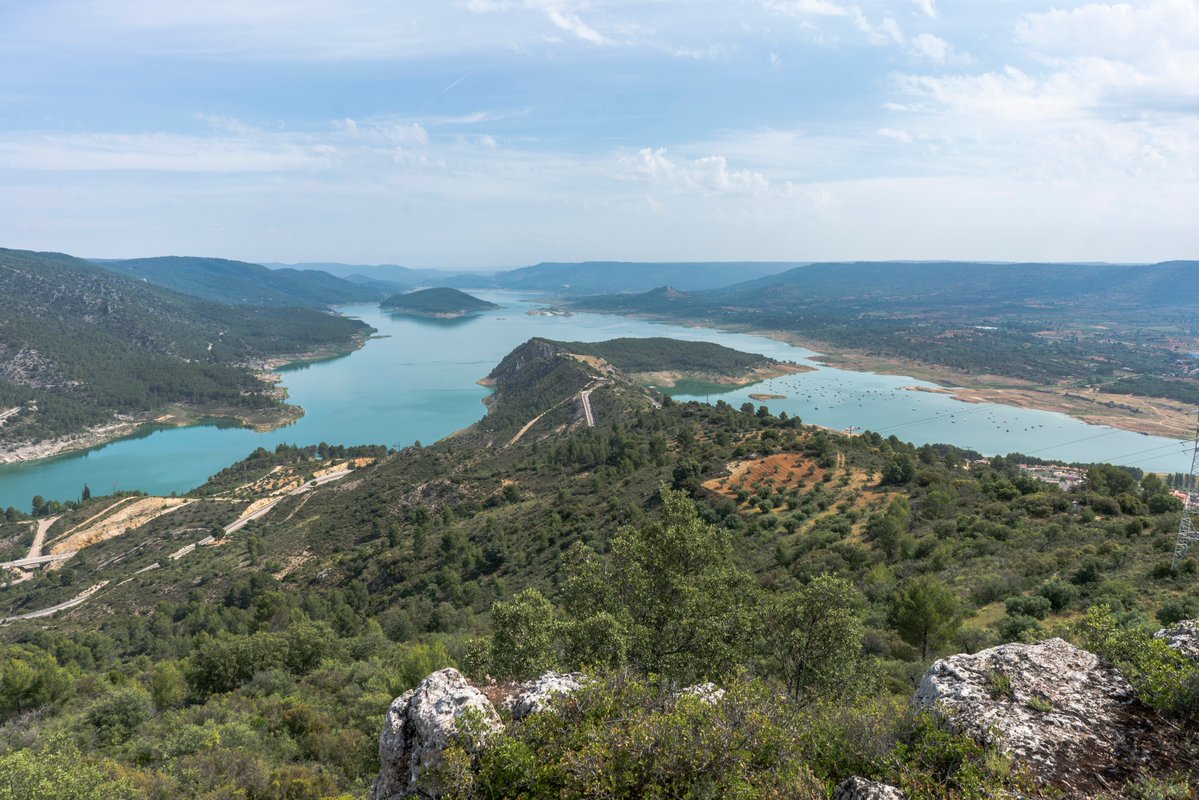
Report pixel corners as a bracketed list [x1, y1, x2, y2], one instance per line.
[1156, 596, 1199, 627]
[452, 674, 825, 799]
[1004, 595, 1052, 620]
[1073, 606, 1199, 720]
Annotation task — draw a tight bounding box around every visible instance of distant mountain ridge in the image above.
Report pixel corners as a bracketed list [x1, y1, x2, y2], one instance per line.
[94, 256, 383, 308]
[443, 261, 805, 295]
[710, 261, 1199, 309]
[575, 260, 1199, 313]
[261, 262, 462, 287]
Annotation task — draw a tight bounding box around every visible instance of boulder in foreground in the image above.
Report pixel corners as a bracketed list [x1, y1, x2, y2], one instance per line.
[916, 637, 1163, 796]
[371, 668, 502, 800]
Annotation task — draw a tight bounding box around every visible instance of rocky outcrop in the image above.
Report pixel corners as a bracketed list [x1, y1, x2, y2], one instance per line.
[916, 637, 1164, 796]
[675, 682, 726, 704]
[371, 668, 503, 800]
[1154, 619, 1199, 661]
[509, 671, 585, 720]
[833, 777, 904, 800]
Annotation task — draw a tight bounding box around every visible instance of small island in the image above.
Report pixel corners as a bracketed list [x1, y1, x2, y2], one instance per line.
[380, 287, 500, 319]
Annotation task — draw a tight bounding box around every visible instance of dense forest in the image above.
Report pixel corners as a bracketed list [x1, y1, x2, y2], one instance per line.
[2, 339, 1199, 798]
[550, 336, 774, 374]
[94, 257, 386, 308]
[380, 288, 499, 317]
[0, 248, 373, 448]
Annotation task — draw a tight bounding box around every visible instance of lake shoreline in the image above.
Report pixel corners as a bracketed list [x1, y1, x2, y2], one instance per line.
[0, 336, 369, 466]
[584, 311, 1193, 440]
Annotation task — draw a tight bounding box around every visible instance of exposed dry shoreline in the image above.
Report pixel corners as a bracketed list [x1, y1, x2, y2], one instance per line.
[754, 329, 1193, 439]
[0, 337, 367, 465]
[628, 361, 812, 391]
[592, 312, 1194, 441]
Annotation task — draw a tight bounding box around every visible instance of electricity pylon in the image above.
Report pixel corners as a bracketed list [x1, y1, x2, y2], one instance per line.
[1172, 412, 1199, 570]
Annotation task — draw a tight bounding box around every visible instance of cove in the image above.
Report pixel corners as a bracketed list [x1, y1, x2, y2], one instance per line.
[0, 292, 1191, 510]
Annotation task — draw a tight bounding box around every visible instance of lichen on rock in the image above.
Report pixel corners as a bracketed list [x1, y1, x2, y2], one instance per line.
[915, 637, 1161, 796]
[371, 668, 502, 800]
[833, 776, 904, 800]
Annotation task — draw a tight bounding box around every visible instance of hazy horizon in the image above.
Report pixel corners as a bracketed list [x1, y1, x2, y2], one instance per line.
[2, 1, 1196, 266]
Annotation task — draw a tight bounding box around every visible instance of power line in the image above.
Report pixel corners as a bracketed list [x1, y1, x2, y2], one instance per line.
[1021, 429, 1124, 457]
[1173, 413, 1199, 570]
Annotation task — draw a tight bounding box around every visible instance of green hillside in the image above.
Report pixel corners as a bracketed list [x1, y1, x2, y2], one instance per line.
[1, 338, 1197, 797]
[553, 336, 772, 373]
[0, 248, 372, 451]
[381, 287, 499, 317]
[95, 256, 383, 307]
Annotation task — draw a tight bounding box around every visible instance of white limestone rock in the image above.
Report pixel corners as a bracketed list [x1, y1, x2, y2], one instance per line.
[509, 671, 585, 721]
[915, 637, 1154, 795]
[833, 776, 904, 800]
[371, 668, 502, 800]
[1154, 619, 1199, 661]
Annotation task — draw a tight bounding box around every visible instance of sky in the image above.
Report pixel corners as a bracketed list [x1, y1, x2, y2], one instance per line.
[1, 0, 1197, 267]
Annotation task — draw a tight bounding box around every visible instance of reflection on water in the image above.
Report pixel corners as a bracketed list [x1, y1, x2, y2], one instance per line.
[0, 292, 1190, 508]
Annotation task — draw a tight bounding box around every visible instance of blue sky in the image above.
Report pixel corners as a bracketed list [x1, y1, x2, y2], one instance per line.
[1, 0, 1197, 267]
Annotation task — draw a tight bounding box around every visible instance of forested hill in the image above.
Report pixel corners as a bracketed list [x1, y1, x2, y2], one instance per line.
[713, 261, 1199, 310]
[381, 287, 499, 317]
[552, 337, 773, 374]
[94, 255, 383, 307]
[0, 248, 372, 450]
[475, 336, 793, 442]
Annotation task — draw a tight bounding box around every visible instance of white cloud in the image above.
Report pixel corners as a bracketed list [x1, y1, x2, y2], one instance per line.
[1017, 0, 1199, 59]
[877, 127, 914, 144]
[763, 0, 850, 17]
[466, 0, 609, 45]
[0, 132, 338, 173]
[626, 147, 770, 196]
[907, 32, 971, 65]
[911, 0, 935, 18]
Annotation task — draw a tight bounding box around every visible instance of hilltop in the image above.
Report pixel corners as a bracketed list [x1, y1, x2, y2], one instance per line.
[381, 287, 500, 318]
[0, 248, 372, 461]
[94, 256, 384, 308]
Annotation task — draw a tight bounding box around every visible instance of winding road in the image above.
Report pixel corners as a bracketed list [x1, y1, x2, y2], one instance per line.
[0, 581, 108, 623]
[1, 467, 359, 621]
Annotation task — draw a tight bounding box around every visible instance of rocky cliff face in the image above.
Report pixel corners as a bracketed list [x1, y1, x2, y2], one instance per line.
[1155, 619, 1199, 661]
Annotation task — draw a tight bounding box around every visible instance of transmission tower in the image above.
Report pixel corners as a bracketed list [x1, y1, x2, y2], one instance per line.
[1172, 413, 1199, 569]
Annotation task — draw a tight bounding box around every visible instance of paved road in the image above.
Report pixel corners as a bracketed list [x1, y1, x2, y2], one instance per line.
[1, 552, 75, 569]
[0, 581, 108, 623]
[222, 468, 352, 536]
[579, 385, 597, 427]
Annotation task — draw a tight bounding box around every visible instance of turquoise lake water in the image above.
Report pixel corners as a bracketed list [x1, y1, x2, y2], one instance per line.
[0, 292, 1191, 509]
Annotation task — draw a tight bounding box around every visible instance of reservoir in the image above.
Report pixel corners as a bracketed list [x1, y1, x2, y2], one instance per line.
[0, 292, 1191, 509]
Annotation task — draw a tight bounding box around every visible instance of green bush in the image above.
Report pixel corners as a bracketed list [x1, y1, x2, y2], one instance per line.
[452, 674, 825, 799]
[1073, 606, 1199, 720]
